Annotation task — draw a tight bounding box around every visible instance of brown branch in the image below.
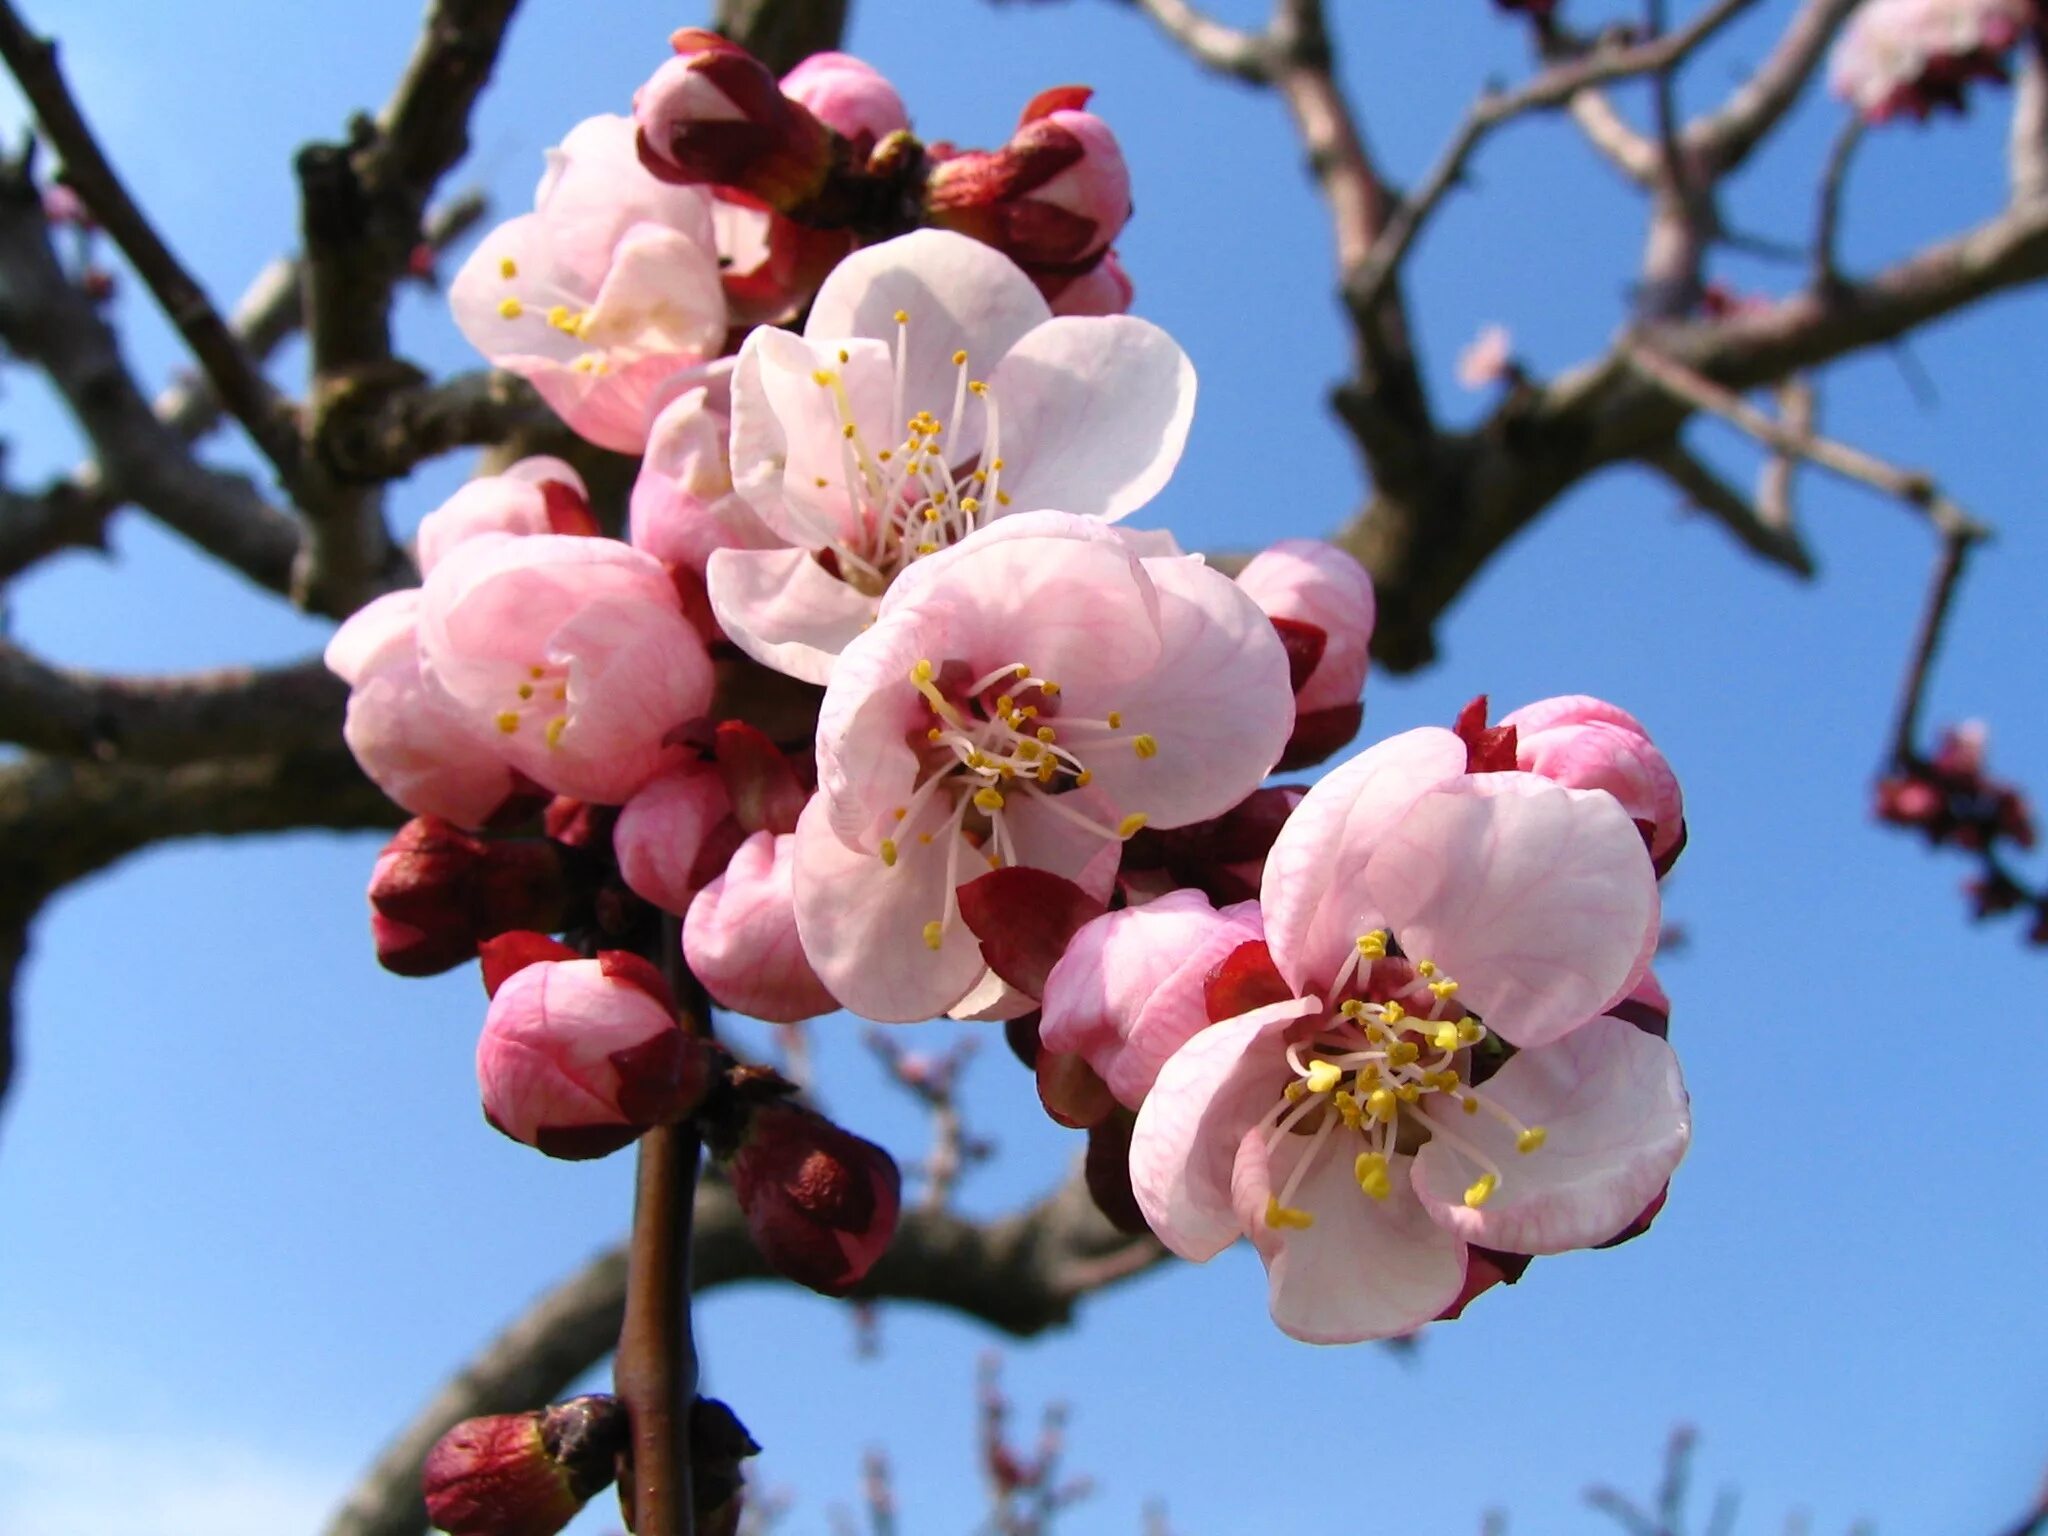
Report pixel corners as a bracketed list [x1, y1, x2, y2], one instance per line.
[1756, 375, 1814, 533]
[1813, 114, 1865, 290]
[1889, 531, 1978, 770]
[336, 369, 564, 484]
[616, 1117, 702, 1536]
[320, 1171, 1165, 1536]
[2012, 45, 2048, 205]
[0, 0, 306, 492]
[1687, 0, 1862, 172]
[1126, 0, 1271, 82]
[1640, 441, 1816, 576]
[0, 477, 107, 578]
[713, 0, 851, 76]
[0, 645, 345, 764]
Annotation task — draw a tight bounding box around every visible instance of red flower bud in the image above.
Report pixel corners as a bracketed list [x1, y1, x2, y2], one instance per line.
[925, 97, 1131, 281]
[368, 818, 572, 977]
[728, 1102, 900, 1295]
[634, 31, 836, 213]
[422, 1394, 627, 1536]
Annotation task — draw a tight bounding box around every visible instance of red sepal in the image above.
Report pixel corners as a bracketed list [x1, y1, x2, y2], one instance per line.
[596, 949, 676, 1013]
[1276, 702, 1364, 772]
[1435, 1246, 1534, 1321]
[538, 479, 599, 538]
[1270, 616, 1328, 695]
[479, 932, 579, 998]
[1453, 694, 1519, 774]
[1594, 1185, 1669, 1249]
[1203, 939, 1295, 1023]
[956, 866, 1107, 1000]
[1083, 1107, 1148, 1233]
[1036, 1047, 1115, 1130]
[1019, 85, 1094, 124]
[713, 720, 807, 836]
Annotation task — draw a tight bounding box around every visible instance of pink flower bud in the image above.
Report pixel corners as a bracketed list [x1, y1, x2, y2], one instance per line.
[422, 1394, 627, 1536]
[635, 31, 835, 212]
[367, 817, 572, 977]
[416, 462, 597, 576]
[779, 52, 909, 150]
[41, 182, 92, 228]
[1456, 323, 1515, 390]
[686, 830, 839, 1022]
[925, 91, 1132, 276]
[1235, 539, 1373, 769]
[478, 953, 710, 1159]
[1046, 248, 1133, 316]
[727, 1101, 900, 1294]
[1499, 695, 1686, 870]
[614, 762, 738, 917]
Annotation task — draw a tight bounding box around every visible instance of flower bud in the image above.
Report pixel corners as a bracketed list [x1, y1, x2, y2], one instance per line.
[685, 830, 839, 1022]
[614, 763, 739, 917]
[478, 952, 711, 1159]
[367, 818, 572, 977]
[925, 90, 1132, 277]
[779, 52, 909, 151]
[1235, 540, 1375, 771]
[1046, 248, 1133, 316]
[1498, 695, 1686, 871]
[635, 31, 836, 213]
[690, 1397, 763, 1536]
[728, 1101, 900, 1295]
[415, 462, 597, 576]
[422, 1394, 627, 1536]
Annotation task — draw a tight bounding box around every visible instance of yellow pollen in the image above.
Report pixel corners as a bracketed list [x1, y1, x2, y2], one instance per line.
[552, 686, 567, 702]
[1463, 1174, 1498, 1209]
[1263, 1196, 1315, 1231]
[973, 787, 1005, 813]
[911, 659, 935, 682]
[1417, 960, 1438, 978]
[1036, 726, 1057, 743]
[1304, 1060, 1342, 1094]
[893, 308, 908, 323]
[517, 684, 534, 700]
[498, 258, 518, 279]
[922, 507, 940, 522]
[1387, 1041, 1420, 1067]
[1430, 979, 1460, 999]
[1357, 931, 1388, 959]
[990, 457, 1006, 470]
[995, 694, 1015, 713]
[837, 348, 850, 364]
[1074, 770, 1094, 787]
[878, 449, 893, 462]
[961, 497, 981, 513]
[1366, 1088, 1398, 1123]
[968, 380, 988, 395]
[1340, 999, 1368, 1020]
[814, 477, 829, 488]
[1354, 1152, 1392, 1200]
[529, 666, 546, 680]
[951, 349, 968, 365]
[1433, 1024, 1462, 1052]
[1041, 681, 1060, 696]
[1283, 1080, 1306, 1103]
[812, 369, 834, 387]
[545, 717, 567, 748]
[927, 727, 943, 743]
[1132, 734, 1159, 759]
[918, 832, 933, 844]
[495, 711, 519, 735]
[1037, 760, 1056, 783]
[879, 839, 899, 867]
[1460, 1095, 1481, 1116]
[1457, 1021, 1484, 1045]
[1107, 712, 1123, 729]
[1396, 1083, 1422, 1103]
[841, 423, 856, 439]
[497, 297, 523, 319]
[1517, 1126, 1549, 1155]
[917, 542, 938, 554]
[1380, 999, 1405, 1024]
[1334, 1090, 1364, 1128]
[1116, 812, 1148, 838]
[922, 921, 945, 951]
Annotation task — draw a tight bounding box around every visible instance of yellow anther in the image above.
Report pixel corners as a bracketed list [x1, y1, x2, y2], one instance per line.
[815, 477, 830, 488]
[1040, 680, 1060, 696]
[1356, 1062, 1381, 1084]
[951, 348, 968, 365]
[837, 348, 850, 364]
[911, 659, 935, 682]
[1036, 726, 1057, 743]
[1366, 1088, 1398, 1123]
[1340, 999, 1368, 1020]
[1283, 1080, 1306, 1104]
[812, 369, 834, 386]
[517, 684, 534, 700]
[922, 506, 941, 522]
[960, 496, 981, 513]
[1263, 1196, 1315, 1231]
[927, 727, 943, 743]
[1074, 769, 1093, 787]
[879, 839, 899, 867]
[497, 297, 524, 319]
[1037, 760, 1056, 783]
[1016, 740, 1040, 762]
[547, 304, 574, 331]
[495, 711, 520, 735]
[967, 380, 987, 396]
[1106, 712, 1122, 729]
[990, 457, 1006, 471]
[1116, 812, 1148, 839]
[999, 765, 1015, 780]
[1517, 1126, 1549, 1155]
[1460, 1095, 1481, 1116]
[987, 852, 1001, 869]
[893, 308, 908, 324]
[973, 787, 1005, 813]
[1334, 1090, 1363, 1128]
[1380, 999, 1405, 1024]
[995, 694, 1015, 713]
[879, 449, 893, 462]
[917, 542, 938, 554]
[1463, 1174, 1498, 1209]
[841, 423, 856, 439]
[1386, 1040, 1420, 1067]
[545, 717, 567, 748]
[1354, 1152, 1392, 1200]
[1132, 734, 1159, 760]
[1022, 705, 1038, 718]
[1417, 959, 1438, 978]
[529, 665, 546, 679]
[1429, 979, 1460, 999]
[1395, 1083, 1421, 1103]
[892, 807, 908, 821]
[498, 258, 518, 279]
[1433, 1024, 1462, 1052]
[922, 921, 945, 950]
[1457, 1021, 1485, 1045]
[1357, 930, 1388, 959]
[918, 833, 933, 845]
[1304, 1060, 1342, 1094]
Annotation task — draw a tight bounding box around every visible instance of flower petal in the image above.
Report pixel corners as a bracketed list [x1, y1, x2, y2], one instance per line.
[1410, 1017, 1690, 1254]
[707, 545, 878, 684]
[1365, 774, 1660, 1048]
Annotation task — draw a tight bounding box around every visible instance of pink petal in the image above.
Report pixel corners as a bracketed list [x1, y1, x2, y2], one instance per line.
[731, 327, 895, 548]
[1365, 774, 1660, 1048]
[1410, 1017, 1690, 1254]
[1231, 1128, 1467, 1344]
[686, 830, 840, 1022]
[1127, 995, 1319, 1262]
[1233, 539, 1376, 715]
[706, 545, 877, 684]
[615, 764, 734, 916]
[982, 315, 1195, 523]
[1260, 726, 1468, 998]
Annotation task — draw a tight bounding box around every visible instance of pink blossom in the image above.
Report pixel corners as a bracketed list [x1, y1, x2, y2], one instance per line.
[1498, 695, 1686, 870]
[451, 115, 726, 453]
[1129, 726, 1683, 1342]
[1047, 249, 1133, 317]
[1234, 539, 1376, 716]
[415, 459, 597, 575]
[779, 52, 909, 150]
[614, 762, 735, 917]
[1040, 890, 1265, 1109]
[794, 512, 1294, 1023]
[1829, 0, 2034, 121]
[325, 589, 517, 828]
[686, 829, 840, 1022]
[1456, 323, 1515, 389]
[712, 228, 1196, 683]
[628, 386, 779, 578]
[478, 952, 709, 1160]
[417, 534, 712, 806]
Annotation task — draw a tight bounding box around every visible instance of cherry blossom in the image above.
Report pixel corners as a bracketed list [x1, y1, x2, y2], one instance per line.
[451, 115, 726, 453]
[1234, 538, 1375, 767]
[1829, 0, 2035, 121]
[416, 534, 712, 806]
[1129, 726, 1685, 1342]
[628, 386, 779, 580]
[1498, 695, 1687, 872]
[710, 228, 1196, 682]
[795, 512, 1293, 1023]
[1456, 323, 1515, 389]
[414, 458, 597, 576]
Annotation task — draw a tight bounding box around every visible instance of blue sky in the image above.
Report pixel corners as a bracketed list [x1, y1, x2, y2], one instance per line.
[3, 1, 2046, 1532]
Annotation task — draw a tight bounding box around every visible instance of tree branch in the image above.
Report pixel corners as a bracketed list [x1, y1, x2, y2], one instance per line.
[320, 1171, 1166, 1536]
[0, 0, 307, 493]
[1125, 0, 1271, 83]
[1687, 0, 1862, 172]
[1640, 440, 1816, 576]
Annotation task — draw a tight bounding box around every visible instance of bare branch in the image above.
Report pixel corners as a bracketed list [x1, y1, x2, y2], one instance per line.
[2012, 45, 2048, 205]
[1640, 440, 1816, 576]
[1813, 114, 1865, 290]
[338, 369, 564, 484]
[0, 645, 344, 764]
[320, 1171, 1166, 1536]
[1889, 530, 1978, 771]
[1688, 0, 1862, 172]
[0, 0, 306, 491]
[1756, 375, 1814, 532]
[1569, 89, 1662, 186]
[1125, 0, 1272, 83]
[0, 476, 106, 579]
[713, 0, 852, 75]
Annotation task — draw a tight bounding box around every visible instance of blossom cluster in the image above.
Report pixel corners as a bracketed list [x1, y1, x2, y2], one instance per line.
[330, 29, 1691, 1342]
[1829, 0, 2038, 121]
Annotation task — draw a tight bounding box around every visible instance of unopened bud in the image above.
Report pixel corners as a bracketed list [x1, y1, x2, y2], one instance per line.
[422, 1394, 627, 1536]
[691, 1397, 763, 1536]
[368, 818, 572, 977]
[727, 1101, 900, 1295]
[635, 31, 836, 213]
[780, 52, 908, 150]
[478, 951, 711, 1159]
[925, 91, 1131, 277]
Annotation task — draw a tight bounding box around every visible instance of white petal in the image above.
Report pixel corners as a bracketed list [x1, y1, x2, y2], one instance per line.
[707, 545, 878, 684]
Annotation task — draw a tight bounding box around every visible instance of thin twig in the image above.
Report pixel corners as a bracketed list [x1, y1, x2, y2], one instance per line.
[1813, 114, 1866, 290]
[1889, 531, 1977, 770]
[1126, 0, 1271, 81]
